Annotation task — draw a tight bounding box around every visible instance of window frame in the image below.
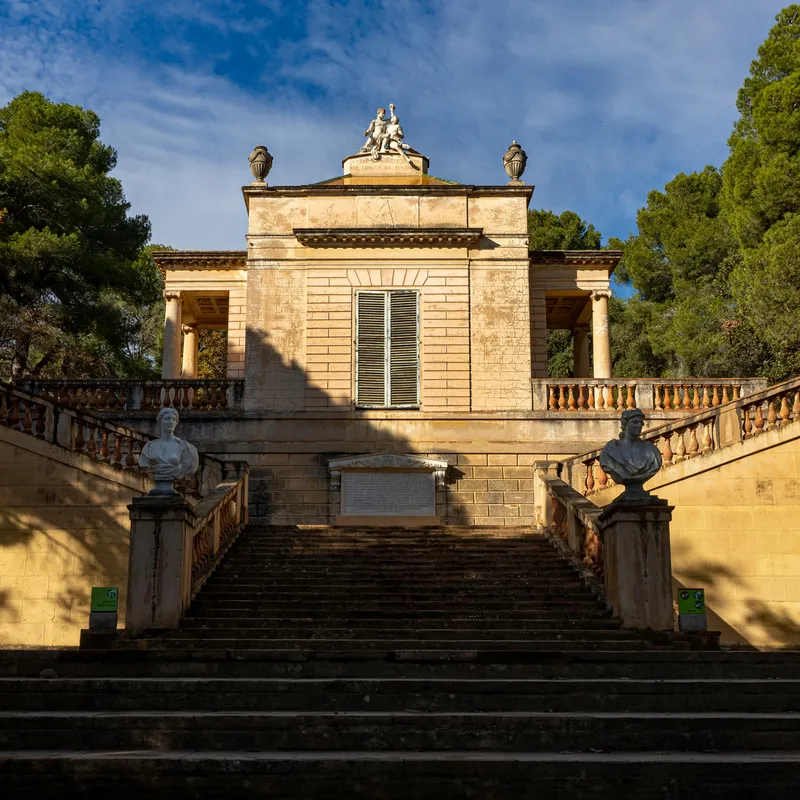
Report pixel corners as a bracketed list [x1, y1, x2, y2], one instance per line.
[354, 289, 420, 409]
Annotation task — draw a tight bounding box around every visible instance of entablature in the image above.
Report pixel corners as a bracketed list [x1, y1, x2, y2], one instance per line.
[294, 227, 483, 247]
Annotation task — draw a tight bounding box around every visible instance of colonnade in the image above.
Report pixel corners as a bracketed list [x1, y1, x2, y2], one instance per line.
[570, 290, 612, 379]
[162, 291, 200, 379]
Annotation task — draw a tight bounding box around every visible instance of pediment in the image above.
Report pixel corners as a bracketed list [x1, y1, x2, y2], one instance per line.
[327, 452, 448, 472]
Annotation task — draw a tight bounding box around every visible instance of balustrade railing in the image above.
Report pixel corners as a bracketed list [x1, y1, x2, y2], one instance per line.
[16, 379, 244, 413]
[558, 375, 800, 497]
[189, 477, 248, 594]
[532, 378, 767, 413]
[1, 382, 227, 499]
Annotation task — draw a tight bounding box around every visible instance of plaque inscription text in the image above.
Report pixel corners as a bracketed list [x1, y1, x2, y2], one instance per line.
[341, 471, 435, 517]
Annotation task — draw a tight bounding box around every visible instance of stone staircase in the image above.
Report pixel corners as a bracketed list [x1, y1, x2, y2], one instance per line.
[1, 525, 800, 798]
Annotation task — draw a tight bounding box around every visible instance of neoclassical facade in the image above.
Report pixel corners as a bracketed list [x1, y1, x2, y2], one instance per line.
[153, 123, 629, 526]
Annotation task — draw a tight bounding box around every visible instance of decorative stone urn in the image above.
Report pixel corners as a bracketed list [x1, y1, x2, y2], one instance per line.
[502, 140, 527, 185]
[248, 145, 273, 183]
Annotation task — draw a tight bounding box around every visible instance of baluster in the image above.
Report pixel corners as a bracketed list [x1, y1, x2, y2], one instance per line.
[112, 433, 123, 469]
[688, 424, 700, 458]
[675, 429, 687, 462]
[219, 384, 229, 410]
[767, 399, 778, 431]
[73, 420, 85, 452]
[701, 421, 713, 453]
[616, 385, 625, 411]
[596, 384, 605, 410]
[558, 385, 566, 411]
[673, 385, 683, 411]
[742, 405, 753, 439]
[124, 437, 136, 469]
[142, 385, 153, 410]
[567, 385, 577, 412]
[596, 461, 609, 491]
[182, 383, 191, 410]
[35, 403, 46, 439]
[22, 402, 33, 435]
[661, 433, 674, 466]
[192, 385, 203, 410]
[548, 385, 557, 411]
[626, 385, 635, 410]
[711, 385, 720, 407]
[654, 384, 664, 410]
[95, 387, 106, 409]
[692, 385, 701, 411]
[733, 386, 741, 400]
[9, 397, 21, 430]
[99, 429, 110, 463]
[721, 385, 730, 404]
[585, 460, 595, 495]
[780, 395, 791, 427]
[577, 385, 586, 411]
[86, 424, 97, 459]
[661, 386, 672, 411]
[793, 391, 800, 423]
[587, 385, 596, 410]
[754, 403, 765, 435]
[680, 385, 690, 411]
[162, 383, 171, 409]
[702, 386, 711, 409]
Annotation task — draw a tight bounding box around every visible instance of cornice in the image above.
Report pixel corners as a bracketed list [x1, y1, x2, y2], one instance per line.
[153, 250, 247, 275]
[294, 227, 483, 246]
[243, 184, 534, 200]
[529, 250, 623, 267]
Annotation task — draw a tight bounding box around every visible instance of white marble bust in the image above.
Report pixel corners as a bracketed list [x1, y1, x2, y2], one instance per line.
[599, 409, 662, 502]
[139, 407, 199, 495]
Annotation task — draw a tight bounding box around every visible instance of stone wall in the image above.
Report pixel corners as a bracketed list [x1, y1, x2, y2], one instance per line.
[0, 426, 150, 647]
[591, 423, 800, 648]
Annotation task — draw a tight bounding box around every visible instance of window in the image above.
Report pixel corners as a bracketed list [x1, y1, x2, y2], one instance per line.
[356, 290, 420, 408]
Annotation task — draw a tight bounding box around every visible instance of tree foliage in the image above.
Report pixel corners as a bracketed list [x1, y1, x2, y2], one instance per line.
[0, 91, 153, 379]
[198, 330, 228, 379]
[721, 5, 800, 378]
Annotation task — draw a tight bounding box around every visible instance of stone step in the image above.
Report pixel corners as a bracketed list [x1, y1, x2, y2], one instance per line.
[3, 677, 797, 713]
[181, 617, 623, 631]
[188, 599, 605, 611]
[184, 606, 611, 619]
[163, 628, 653, 642]
[2, 750, 800, 799]
[125, 639, 682, 652]
[5, 650, 796, 680]
[2, 710, 799, 753]
[194, 590, 597, 602]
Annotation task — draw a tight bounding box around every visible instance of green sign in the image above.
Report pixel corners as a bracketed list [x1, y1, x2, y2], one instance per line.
[91, 587, 118, 613]
[678, 588, 705, 615]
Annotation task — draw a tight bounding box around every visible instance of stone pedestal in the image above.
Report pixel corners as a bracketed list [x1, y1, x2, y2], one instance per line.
[126, 494, 193, 630]
[599, 498, 674, 630]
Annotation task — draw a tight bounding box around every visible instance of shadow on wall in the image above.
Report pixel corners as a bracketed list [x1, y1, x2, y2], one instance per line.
[672, 539, 800, 649]
[0, 433, 145, 648]
[158, 329, 520, 527]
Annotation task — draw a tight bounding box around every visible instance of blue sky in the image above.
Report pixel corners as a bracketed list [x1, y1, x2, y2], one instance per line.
[0, 0, 782, 251]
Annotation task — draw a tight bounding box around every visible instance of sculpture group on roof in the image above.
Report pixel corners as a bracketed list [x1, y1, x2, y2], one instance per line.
[361, 103, 414, 164]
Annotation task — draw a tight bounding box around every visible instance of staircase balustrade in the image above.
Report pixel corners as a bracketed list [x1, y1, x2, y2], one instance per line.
[16, 378, 244, 413]
[556, 375, 800, 497]
[1, 382, 227, 500]
[532, 378, 767, 413]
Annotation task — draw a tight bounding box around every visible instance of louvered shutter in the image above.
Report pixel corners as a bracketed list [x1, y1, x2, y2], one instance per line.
[389, 291, 419, 406]
[356, 292, 387, 406]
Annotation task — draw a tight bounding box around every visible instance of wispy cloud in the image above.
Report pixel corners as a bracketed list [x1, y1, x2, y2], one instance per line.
[0, 0, 780, 247]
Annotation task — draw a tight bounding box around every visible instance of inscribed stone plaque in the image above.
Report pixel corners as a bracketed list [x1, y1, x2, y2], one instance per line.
[341, 471, 435, 517]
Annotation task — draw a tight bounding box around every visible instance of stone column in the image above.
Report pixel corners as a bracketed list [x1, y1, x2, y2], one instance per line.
[599, 498, 674, 630]
[591, 290, 612, 379]
[162, 291, 183, 379]
[126, 495, 194, 630]
[181, 323, 199, 378]
[573, 323, 590, 378]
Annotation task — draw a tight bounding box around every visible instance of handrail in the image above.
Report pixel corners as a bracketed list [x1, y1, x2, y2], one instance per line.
[0, 381, 228, 499]
[15, 378, 245, 413]
[559, 374, 800, 496]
